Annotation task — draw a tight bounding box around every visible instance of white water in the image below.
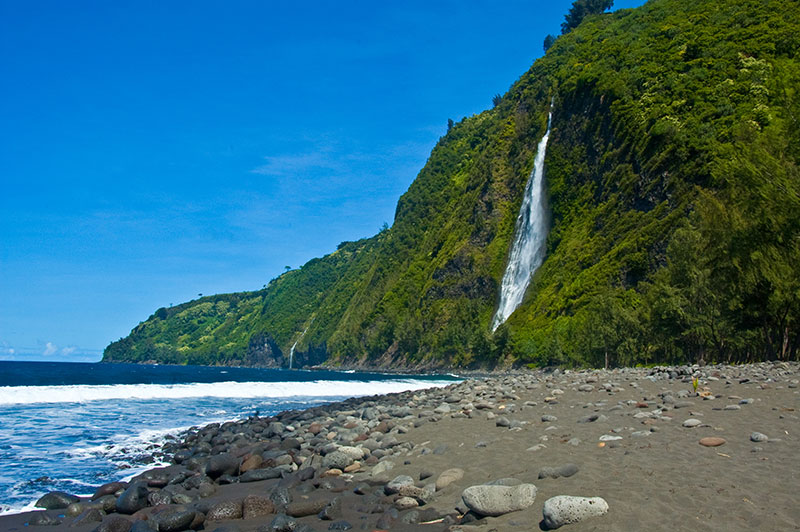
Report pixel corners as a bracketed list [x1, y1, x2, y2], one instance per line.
[492, 109, 553, 331]
[289, 341, 298, 370]
[289, 320, 313, 369]
[0, 378, 452, 405]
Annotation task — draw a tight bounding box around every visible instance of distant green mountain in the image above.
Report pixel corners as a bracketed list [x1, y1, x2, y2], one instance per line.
[104, 0, 799, 369]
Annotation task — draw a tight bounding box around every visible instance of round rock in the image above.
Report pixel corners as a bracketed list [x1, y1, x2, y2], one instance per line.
[542, 495, 608, 529]
[35, 491, 80, 510]
[461, 483, 537, 517]
[207, 499, 243, 521]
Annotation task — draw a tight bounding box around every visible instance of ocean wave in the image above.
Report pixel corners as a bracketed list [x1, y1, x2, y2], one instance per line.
[0, 378, 452, 405]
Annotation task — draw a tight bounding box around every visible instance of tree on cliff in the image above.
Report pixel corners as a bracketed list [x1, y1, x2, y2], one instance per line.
[561, 0, 614, 34]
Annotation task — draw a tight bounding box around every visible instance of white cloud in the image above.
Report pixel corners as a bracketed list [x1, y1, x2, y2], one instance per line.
[60, 346, 77, 355]
[43, 342, 58, 356]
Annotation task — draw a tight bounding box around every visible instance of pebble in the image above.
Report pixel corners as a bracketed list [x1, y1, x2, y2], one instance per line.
[461, 483, 538, 517]
[538, 463, 579, 479]
[394, 496, 419, 510]
[542, 495, 609, 529]
[699, 437, 727, 447]
[682, 419, 702, 428]
[750, 432, 769, 442]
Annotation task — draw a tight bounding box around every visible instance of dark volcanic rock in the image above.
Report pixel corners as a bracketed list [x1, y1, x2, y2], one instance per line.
[153, 507, 198, 532]
[375, 508, 399, 529]
[71, 508, 106, 526]
[240, 468, 283, 482]
[286, 498, 328, 517]
[130, 520, 158, 532]
[318, 497, 342, 520]
[260, 513, 298, 531]
[204, 453, 240, 479]
[35, 490, 80, 510]
[27, 512, 62, 526]
[93, 482, 128, 500]
[270, 486, 292, 508]
[93, 515, 133, 532]
[115, 482, 150, 514]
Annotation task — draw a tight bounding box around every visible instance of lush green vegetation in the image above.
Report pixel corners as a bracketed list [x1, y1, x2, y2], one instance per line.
[104, 0, 799, 369]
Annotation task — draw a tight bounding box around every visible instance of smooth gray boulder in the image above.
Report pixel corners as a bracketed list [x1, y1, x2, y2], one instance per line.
[461, 483, 537, 517]
[434, 468, 463, 490]
[542, 495, 609, 529]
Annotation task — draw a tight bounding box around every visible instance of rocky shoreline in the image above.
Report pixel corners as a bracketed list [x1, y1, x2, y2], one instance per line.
[5, 361, 799, 531]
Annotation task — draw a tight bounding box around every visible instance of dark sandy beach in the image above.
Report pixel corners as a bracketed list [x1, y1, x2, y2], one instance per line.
[4, 361, 798, 531]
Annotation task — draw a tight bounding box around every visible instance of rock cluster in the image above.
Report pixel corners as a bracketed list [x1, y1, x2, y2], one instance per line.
[21, 360, 796, 531]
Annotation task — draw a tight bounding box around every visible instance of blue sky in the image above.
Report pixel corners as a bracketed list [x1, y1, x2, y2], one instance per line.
[0, 0, 644, 362]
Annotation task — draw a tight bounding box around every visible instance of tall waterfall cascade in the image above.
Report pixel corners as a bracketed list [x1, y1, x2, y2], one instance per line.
[492, 109, 553, 331]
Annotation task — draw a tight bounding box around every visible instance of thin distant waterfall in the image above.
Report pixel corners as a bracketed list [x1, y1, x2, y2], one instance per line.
[492, 109, 553, 331]
[288, 319, 313, 369]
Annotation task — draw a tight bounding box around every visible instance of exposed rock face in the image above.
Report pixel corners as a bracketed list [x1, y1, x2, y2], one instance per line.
[245, 332, 284, 367]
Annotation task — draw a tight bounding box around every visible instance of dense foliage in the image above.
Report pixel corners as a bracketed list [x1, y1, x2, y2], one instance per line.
[561, 0, 615, 34]
[104, 0, 799, 369]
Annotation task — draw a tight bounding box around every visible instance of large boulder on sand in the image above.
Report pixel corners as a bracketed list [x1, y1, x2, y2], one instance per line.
[461, 483, 537, 517]
[542, 495, 609, 529]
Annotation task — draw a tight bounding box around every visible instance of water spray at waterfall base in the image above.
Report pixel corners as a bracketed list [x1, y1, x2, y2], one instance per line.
[492, 109, 553, 331]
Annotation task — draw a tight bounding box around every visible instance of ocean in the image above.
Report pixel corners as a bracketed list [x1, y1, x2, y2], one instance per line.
[0, 361, 459, 514]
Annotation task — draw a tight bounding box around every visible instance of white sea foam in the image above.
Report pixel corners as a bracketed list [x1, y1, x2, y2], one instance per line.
[0, 499, 38, 516]
[0, 378, 452, 405]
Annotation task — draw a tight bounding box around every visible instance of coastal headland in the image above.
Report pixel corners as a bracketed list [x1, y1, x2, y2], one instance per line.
[5, 361, 798, 531]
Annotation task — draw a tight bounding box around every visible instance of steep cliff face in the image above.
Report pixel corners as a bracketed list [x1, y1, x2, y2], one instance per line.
[104, 0, 800, 368]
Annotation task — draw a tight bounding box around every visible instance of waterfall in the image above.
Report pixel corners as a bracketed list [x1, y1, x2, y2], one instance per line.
[492, 109, 553, 331]
[288, 341, 298, 370]
[288, 319, 313, 370]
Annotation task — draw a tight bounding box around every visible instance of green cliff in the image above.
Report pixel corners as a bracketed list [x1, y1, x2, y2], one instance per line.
[104, 0, 800, 368]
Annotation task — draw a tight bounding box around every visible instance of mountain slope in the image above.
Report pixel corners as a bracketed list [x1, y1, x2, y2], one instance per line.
[104, 0, 800, 368]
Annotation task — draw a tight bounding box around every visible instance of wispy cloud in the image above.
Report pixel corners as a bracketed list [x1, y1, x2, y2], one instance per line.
[251, 149, 344, 177]
[0, 342, 15, 359]
[0, 341, 100, 362]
